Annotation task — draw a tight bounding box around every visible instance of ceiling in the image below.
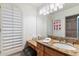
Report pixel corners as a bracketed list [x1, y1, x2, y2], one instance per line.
[27, 3, 79, 10]
[16, 3, 79, 10]
[63, 3, 79, 10]
[26, 3, 45, 8]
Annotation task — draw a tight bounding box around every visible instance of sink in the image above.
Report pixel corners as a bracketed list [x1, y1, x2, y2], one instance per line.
[42, 38, 51, 43]
[53, 43, 76, 50]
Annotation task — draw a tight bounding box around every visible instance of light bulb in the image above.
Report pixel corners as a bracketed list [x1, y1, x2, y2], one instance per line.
[43, 12, 47, 15]
[58, 4, 63, 9]
[53, 4, 57, 11]
[46, 11, 49, 14]
[39, 10, 43, 15]
[42, 8, 46, 13]
[50, 4, 54, 9]
[54, 7, 57, 11]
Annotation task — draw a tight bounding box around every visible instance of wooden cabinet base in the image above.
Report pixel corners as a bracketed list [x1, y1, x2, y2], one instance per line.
[37, 42, 69, 56]
[27, 41, 70, 56]
[44, 47, 68, 56]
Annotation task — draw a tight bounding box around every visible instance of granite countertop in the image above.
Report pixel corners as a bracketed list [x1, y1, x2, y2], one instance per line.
[27, 39, 79, 56]
[36, 39, 79, 56]
[27, 40, 37, 47]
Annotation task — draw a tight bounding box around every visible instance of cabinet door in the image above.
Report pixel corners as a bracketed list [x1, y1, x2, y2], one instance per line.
[37, 42, 44, 56]
[44, 47, 66, 56]
[37, 49, 44, 56]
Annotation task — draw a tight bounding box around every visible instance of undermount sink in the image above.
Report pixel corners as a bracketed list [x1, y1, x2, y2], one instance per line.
[53, 43, 76, 50]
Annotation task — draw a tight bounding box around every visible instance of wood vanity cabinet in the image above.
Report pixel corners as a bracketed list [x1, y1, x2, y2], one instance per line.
[37, 42, 69, 56]
[27, 40, 71, 56]
[44, 47, 68, 56]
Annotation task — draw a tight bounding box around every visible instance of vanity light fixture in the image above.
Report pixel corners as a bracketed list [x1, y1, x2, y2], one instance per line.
[43, 12, 47, 15]
[43, 11, 49, 15]
[49, 4, 54, 13]
[53, 4, 57, 11]
[39, 3, 64, 15]
[50, 3, 54, 10]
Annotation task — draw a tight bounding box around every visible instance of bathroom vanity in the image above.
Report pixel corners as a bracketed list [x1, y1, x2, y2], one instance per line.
[27, 38, 79, 56]
[36, 41, 69, 56]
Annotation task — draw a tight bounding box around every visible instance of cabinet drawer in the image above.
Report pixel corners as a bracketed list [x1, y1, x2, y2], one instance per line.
[44, 47, 65, 56]
[37, 43, 44, 50]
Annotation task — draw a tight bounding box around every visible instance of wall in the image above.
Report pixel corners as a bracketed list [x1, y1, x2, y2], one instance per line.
[36, 9, 53, 37]
[16, 4, 51, 47]
[50, 5, 79, 37]
[36, 15, 48, 37]
[16, 4, 37, 47]
[47, 16, 53, 35]
[36, 10, 54, 37]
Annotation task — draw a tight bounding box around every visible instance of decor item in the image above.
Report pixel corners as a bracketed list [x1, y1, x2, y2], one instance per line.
[53, 20, 61, 30]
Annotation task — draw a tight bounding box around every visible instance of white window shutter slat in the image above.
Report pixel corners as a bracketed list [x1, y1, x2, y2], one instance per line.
[0, 4, 23, 56]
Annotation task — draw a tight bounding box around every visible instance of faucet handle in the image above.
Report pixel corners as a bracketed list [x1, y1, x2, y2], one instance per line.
[58, 37, 65, 43]
[65, 38, 77, 46]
